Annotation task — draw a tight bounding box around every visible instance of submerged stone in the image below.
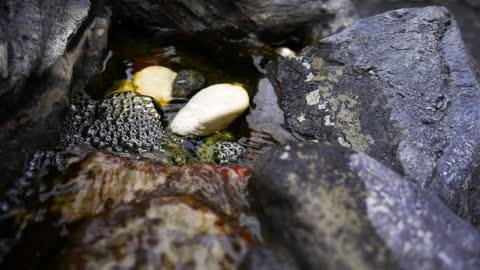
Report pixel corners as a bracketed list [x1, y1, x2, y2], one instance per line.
[255, 142, 480, 270]
[170, 84, 250, 136]
[63, 91, 171, 156]
[267, 6, 480, 224]
[172, 69, 206, 97]
[133, 65, 177, 105]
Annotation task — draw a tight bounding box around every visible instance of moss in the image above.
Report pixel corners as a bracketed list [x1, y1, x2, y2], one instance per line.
[104, 79, 135, 98]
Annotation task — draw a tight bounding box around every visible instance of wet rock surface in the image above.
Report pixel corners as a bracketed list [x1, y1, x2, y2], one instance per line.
[268, 6, 480, 224]
[255, 142, 480, 270]
[1, 146, 255, 268]
[63, 91, 169, 154]
[59, 196, 250, 270]
[0, 1, 111, 192]
[172, 69, 206, 98]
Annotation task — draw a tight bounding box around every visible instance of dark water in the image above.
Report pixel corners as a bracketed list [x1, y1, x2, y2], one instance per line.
[85, 23, 269, 163]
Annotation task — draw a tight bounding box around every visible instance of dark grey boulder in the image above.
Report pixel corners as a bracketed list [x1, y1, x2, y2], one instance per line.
[267, 6, 480, 224]
[255, 142, 480, 270]
[0, 0, 91, 113]
[113, 0, 358, 43]
[0, 1, 110, 192]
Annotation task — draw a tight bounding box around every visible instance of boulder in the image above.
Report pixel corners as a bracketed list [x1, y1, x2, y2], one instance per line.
[1, 145, 255, 268]
[255, 142, 480, 270]
[267, 7, 480, 224]
[0, 0, 110, 192]
[113, 0, 358, 48]
[59, 196, 250, 269]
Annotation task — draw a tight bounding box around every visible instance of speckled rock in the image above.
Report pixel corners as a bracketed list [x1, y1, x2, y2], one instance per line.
[214, 142, 246, 165]
[59, 196, 250, 270]
[255, 142, 480, 270]
[63, 91, 171, 155]
[267, 7, 480, 224]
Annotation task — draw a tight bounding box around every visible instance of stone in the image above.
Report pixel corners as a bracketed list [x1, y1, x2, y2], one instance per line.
[58, 196, 250, 269]
[255, 142, 480, 270]
[62, 91, 171, 156]
[0, 0, 91, 116]
[172, 69, 206, 97]
[267, 7, 480, 224]
[133, 65, 177, 105]
[0, 2, 110, 194]
[112, 0, 358, 55]
[214, 141, 246, 164]
[240, 246, 299, 270]
[1, 146, 255, 268]
[162, 163, 253, 218]
[170, 84, 250, 136]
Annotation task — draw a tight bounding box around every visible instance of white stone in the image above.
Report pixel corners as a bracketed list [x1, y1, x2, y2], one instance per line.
[170, 84, 250, 136]
[275, 47, 296, 57]
[133, 66, 177, 105]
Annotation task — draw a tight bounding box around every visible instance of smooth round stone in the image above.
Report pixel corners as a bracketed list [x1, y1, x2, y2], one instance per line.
[133, 66, 177, 105]
[172, 70, 206, 97]
[275, 47, 296, 57]
[170, 84, 250, 136]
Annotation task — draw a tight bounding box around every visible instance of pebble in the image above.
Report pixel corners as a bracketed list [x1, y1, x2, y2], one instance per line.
[170, 84, 250, 136]
[133, 66, 177, 105]
[172, 70, 205, 97]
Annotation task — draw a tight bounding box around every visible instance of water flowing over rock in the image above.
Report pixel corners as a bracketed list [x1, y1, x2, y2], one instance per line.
[267, 6, 480, 224]
[255, 142, 480, 270]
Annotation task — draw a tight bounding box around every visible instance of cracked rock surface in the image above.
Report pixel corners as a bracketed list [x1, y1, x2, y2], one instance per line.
[267, 6, 480, 224]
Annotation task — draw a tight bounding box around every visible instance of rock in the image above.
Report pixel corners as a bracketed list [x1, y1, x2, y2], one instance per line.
[214, 141, 246, 165]
[133, 65, 177, 105]
[245, 78, 298, 165]
[240, 246, 299, 270]
[63, 91, 171, 155]
[112, 0, 358, 56]
[267, 7, 480, 224]
[59, 196, 250, 269]
[1, 146, 255, 268]
[274, 48, 296, 57]
[255, 142, 480, 270]
[0, 2, 110, 194]
[162, 163, 253, 218]
[113, 0, 357, 37]
[172, 69, 206, 97]
[170, 84, 250, 136]
[0, 0, 91, 116]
